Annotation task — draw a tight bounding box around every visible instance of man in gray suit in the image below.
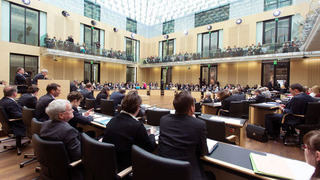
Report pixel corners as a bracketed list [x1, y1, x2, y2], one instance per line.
[40, 99, 81, 162]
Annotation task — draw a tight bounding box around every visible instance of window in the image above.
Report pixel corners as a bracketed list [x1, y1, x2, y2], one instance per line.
[163, 20, 175, 35]
[84, 62, 100, 84]
[200, 31, 219, 58]
[10, 3, 39, 46]
[126, 37, 140, 62]
[264, 0, 292, 11]
[263, 17, 291, 49]
[84, 25, 100, 48]
[262, 61, 289, 88]
[126, 67, 136, 83]
[161, 67, 172, 90]
[84, 0, 101, 21]
[10, 54, 38, 85]
[162, 39, 175, 58]
[201, 65, 217, 86]
[195, 5, 230, 28]
[126, 18, 137, 34]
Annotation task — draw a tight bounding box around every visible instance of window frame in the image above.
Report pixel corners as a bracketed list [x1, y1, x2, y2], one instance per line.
[261, 61, 290, 88]
[84, 0, 101, 21]
[200, 31, 219, 58]
[262, 16, 292, 45]
[125, 37, 140, 62]
[83, 25, 101, 48]
[126, 18, 137, 34]
[9, 3, 40, 46]
[161, 39, 175, 58]
[264, 0, 292, 11]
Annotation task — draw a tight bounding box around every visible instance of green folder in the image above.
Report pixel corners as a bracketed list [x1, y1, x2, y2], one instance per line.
[249, 153, 293, 180]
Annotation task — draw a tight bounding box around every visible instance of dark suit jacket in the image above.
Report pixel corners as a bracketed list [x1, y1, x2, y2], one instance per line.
[102, 113, 156, 171]
[0, 97, 25, 136]
[14, 73, 27, 93]
[68, 107, 93, 129]
[109, 91, 125, 110]
[254, 94, 266, 103]
[31, 73, 45, 85]
[158, 114, 208, 180]
[40, 120, 81, 162]
[283, 93, 314, 126]
[80, 89, 95, 108]
[18, 93, 37, 109]
[70, 82, 78, 92]
[203, 97, 213, 103]
[35, 94, 55, 122]
[95, 92, 108, 108]
[229, 94, 246, 101]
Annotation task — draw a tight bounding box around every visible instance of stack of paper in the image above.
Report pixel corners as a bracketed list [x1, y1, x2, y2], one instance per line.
[207, 138, 218, 154]
[94, 117, 112, 125]
[250, 153, 314, 179]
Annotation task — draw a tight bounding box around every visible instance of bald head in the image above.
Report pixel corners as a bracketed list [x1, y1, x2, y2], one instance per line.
[4, 86, 17, 97]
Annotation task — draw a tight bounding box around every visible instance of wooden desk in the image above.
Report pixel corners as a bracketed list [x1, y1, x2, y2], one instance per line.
[202, 102, 221, 115]
[191, 91, 202, 102]
[138, 90, 148, 96]
[199, 114, 246, 147]
[201, 143, 269, 180]
[163, 90, 176, 97]
[249, 103, 280, 126]
[150, 90, 161, 96]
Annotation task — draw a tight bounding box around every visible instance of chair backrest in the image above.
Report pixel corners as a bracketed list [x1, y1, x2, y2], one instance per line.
[32, 134, 72, 180]
[305, 102, 320, 125]
[195, 102, 201, 113]
[198, 116, 227, 142]
[81, 133, 118, 180]
[241, 100, 256, 117]
[132, 145, 192, 180]
[85, 98, 96, 110]
[146, 109, 170, 126]
[0, 106, 11, 133]
[31, 118, 43, 135]
[22, 106, 35, 138]
[100, 99, 115, 116]
[229, 101, 243, 118]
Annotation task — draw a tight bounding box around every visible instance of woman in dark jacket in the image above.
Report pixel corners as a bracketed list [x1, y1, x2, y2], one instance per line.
[95, 87, 110, 108]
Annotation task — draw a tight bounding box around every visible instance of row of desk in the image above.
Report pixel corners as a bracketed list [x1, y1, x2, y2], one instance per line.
[77, 105, 311, 180]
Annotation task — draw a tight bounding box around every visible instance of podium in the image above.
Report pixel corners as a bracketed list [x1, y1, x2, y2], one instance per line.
[38, 80, 70, 100]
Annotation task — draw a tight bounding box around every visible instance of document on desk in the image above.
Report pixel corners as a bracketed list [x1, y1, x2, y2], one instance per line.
[93, 117, 112, 126]
[209, 116, 241, 125]
[207, 138, 218, 154]
[250, 153, 314, 180]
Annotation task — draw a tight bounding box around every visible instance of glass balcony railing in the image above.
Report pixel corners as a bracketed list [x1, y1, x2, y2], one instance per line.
[43, 38, 136, 62]
[142, 42, 301, 64]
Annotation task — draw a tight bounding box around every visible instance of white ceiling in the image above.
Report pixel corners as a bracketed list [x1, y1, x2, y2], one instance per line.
[96, 0, 239, 25]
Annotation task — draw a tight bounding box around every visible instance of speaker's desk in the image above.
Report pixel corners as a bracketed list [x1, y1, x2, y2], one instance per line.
[202, 102, 221, 115]
[199, 114, 246, 147]
[249, 103, 280, 126]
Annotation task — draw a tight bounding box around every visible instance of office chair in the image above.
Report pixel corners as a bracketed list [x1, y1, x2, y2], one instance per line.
[228, 101, 243, 119]
[20, 107, 35, 168]
[131, 145, 192, 180]
[20, 117, 43, 168]
[85, 98, 96, 111]
[33, 134, 82, 180]
[241, 100, 256, 119]
[282, 102, 320, 146]
[146, 109, 170, 126]
[100, 99, 115, 116]
[81, 133, 132, 180]
[0, 107, 30, 155]
[198, 116, 238, 145]
[194, 102, 202, 118]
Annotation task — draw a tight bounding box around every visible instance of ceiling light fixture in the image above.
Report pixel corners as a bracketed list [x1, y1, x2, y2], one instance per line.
[236, 19, 242, 25]
[273, 10, 281, 17]
[207, 25, 212, 30]
[62, 10, 70, 17]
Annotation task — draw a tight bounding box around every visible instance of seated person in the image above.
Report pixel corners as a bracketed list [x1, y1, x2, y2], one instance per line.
[109, 88, 126, 111]
[202, 91, 213, 103]
[79, 83, 95, 108]
[95, 87, 110, 108]
[228, 89, 245, 101]
[70, 80, 79, 92]
[303, 130, 320, 179]
[67, 91, 94, 129]
[40, 99, 80, 162]
[158, 91, 208, 180]
[265, 83, 314, 139]
[253, 89, 266, 103]
[217, 90, 231, 116]
[103, 91, 156, 171]
[35, 83, 61, 122]
[0, 86, 25, 147]
[31, 69, 48, 85]
[18, 86, 39, 109]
